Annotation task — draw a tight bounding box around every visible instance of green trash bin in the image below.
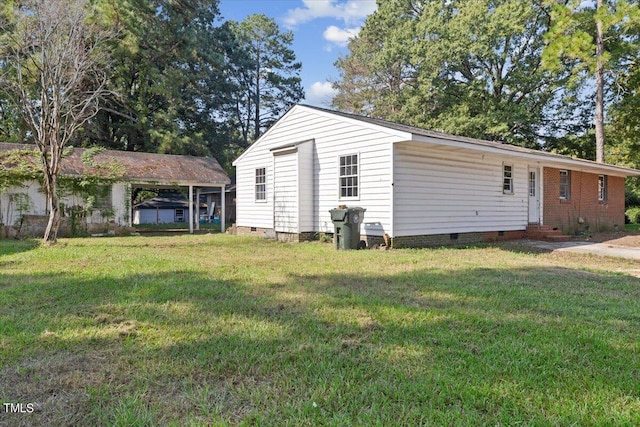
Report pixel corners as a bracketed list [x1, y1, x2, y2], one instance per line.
[329, 207, 366, 250]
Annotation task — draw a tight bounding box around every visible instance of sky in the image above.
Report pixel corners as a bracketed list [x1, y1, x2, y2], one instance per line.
[218, 0, 378, 107]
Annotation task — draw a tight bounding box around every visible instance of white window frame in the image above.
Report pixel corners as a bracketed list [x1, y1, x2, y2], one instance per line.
[503, 164, 514, 194]
[559, 170, 571, 200]
[255, 167, 267, 202]
[338, 153, 359, 200]
[598, 175, 607, 202]
[528, 170, 536, 197]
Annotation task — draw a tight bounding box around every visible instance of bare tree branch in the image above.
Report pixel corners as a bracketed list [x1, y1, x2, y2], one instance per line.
[0, 0, 114, 243]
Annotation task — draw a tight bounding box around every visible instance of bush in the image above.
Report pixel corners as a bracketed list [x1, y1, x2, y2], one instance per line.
[625, 206, 640, 224]
[626, 192, 640, 207]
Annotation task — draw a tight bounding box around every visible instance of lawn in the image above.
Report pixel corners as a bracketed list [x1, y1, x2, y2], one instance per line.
[1, 235, 639, 426]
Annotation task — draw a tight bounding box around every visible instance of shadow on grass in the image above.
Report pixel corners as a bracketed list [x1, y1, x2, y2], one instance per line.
[0, 238, 40, 259]
[1, 265, 639, 426]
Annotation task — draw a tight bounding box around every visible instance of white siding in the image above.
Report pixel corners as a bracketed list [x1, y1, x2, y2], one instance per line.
[274, 152, 298, 232]
[111, 183, 129, 226]
[0, 182, 44, 226]
[133, 209, 176, 225]
[234, 106, 406, 236]
[1, 180, 129, 227]
[393, 142, 529, 236]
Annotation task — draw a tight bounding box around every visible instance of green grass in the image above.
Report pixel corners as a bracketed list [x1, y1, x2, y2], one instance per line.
[1, 235, 639, 426]
[626, 223, 640, 231]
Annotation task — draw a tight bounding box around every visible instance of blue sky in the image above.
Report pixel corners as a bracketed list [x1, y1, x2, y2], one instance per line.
[219, 0, 378, 107]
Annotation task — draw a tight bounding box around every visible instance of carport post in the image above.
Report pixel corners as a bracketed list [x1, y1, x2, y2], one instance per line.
[221, 184, 226, 233]
[195, 188, 201, 231]
[188, 185, 194, 234]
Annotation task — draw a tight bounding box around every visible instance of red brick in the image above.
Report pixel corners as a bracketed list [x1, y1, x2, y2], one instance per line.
[543, 168, 624, 234]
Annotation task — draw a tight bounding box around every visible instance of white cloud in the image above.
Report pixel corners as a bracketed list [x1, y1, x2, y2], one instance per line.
[323, 25, 360, 47]
[283, 0, 377, 27]
[306, 81, 339, 106]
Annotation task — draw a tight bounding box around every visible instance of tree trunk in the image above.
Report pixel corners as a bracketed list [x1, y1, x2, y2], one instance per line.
[594, 0, 605, 163]
[43, 173, 61, 243]
[253, 44, 261, 142]
[254, 68, 261, 141]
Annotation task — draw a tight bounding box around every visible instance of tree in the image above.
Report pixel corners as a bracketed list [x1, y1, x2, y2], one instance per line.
[0, 0, 112, 243]
[81, 0, 238, 159]
[333, 0, 568, 147]
[608, 59, 640, 199]
[230, 14, 304, 146]
[543, 0, 640, 163]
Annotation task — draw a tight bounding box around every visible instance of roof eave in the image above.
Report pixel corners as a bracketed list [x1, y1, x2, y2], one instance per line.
[410, 134, 640, 177]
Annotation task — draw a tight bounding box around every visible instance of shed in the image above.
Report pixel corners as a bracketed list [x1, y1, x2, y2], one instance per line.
[232, 105, 640, 248]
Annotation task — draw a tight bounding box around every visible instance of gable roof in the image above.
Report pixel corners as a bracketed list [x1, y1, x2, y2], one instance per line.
[234, 104, 640, 177]
[0, 143, 230, 186]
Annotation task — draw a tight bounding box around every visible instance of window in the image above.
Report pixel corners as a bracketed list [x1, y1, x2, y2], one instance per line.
[559, 170, 571, 200]
[529, 171, 536, 197]
[255, 168, 266, 201]
[339, 154, 359, 198]
[503, 164, 513, 194]
[175, 209, 185, 222]
[598, 175, 607, 201]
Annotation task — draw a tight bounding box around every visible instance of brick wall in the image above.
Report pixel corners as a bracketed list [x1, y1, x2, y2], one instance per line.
[236, 228, 524, 248]
[543, 168, 625, 234]
[275, 231, 316, 243]
[236, 226, 271, 237]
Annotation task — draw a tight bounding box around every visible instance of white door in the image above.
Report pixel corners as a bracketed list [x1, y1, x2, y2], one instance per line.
[273, 152, 298, 232]
[528, 168, 540, 224]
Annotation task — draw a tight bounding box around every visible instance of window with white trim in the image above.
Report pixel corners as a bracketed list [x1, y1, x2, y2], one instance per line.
[559, 170, 571, 200]
[255, 167, 266, 201]
[339, 154, 358, 198]
[528, 171, 536, 197]
[503, 164, 513, 194]
[598, 175, 607, 201]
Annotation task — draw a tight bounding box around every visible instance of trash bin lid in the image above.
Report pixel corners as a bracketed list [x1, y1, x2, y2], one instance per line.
[329, 209, 347, 221]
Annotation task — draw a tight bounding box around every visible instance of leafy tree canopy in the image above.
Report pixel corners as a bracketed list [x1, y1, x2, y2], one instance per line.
[228, 14, 304, 146]
[333, 0, 570, 147]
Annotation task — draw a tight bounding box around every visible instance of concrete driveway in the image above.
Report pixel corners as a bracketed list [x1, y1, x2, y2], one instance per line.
[522, 240, 640, 261]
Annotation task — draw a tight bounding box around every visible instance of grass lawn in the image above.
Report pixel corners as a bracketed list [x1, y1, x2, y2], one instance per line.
[1, 235, 639, 426]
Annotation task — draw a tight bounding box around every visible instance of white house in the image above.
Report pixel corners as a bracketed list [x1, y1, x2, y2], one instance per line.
[0, 143, 230, 237]
[132, 193, 212, 225]
[232, 105, 640, 248]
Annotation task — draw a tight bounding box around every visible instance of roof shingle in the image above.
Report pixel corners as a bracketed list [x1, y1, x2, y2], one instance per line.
[0, 143, 230, 186]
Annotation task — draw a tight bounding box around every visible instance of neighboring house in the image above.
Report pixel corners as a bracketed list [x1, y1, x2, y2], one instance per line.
[0, 143, 230, 237]
[132, 193, 208, 225]
[232, 105, 640, 248]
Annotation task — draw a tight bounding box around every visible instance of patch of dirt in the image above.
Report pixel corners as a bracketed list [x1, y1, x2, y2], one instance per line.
[572, 231, 640, 248]
[0, 350, 129, 427]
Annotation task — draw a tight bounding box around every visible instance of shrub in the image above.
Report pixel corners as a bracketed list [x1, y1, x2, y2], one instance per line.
[626, 192, 640, 207]
[625, 206, 640, 224]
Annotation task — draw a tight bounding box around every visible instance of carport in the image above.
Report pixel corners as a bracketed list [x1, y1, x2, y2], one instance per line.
[61, 148, 231, 233]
